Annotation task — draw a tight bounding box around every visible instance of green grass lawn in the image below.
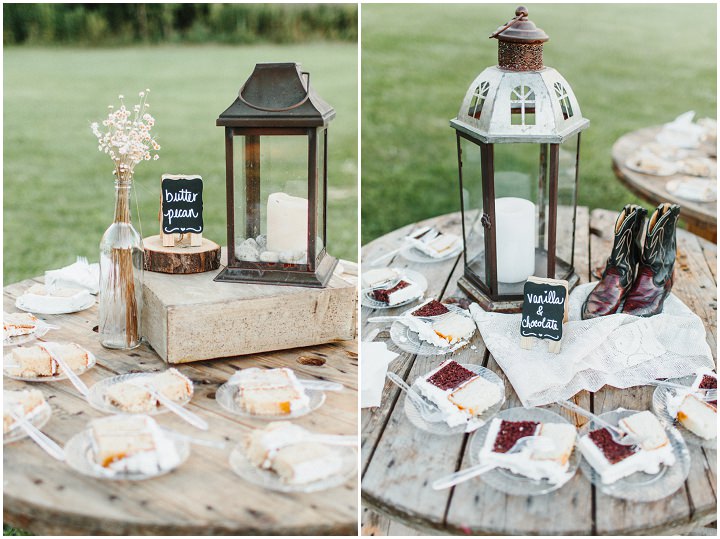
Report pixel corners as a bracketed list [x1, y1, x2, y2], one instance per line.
[361, 3, 716, 244]
[3, 42, 358, 285]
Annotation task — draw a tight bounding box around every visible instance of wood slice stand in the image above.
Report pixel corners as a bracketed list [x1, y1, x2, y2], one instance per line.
[143, 234, 220, 274]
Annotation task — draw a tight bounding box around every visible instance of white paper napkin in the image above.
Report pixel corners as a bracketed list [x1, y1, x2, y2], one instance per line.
[361, 341, 399, 408]
[470, 282, 715, 407]
[45, 256, 100, 295]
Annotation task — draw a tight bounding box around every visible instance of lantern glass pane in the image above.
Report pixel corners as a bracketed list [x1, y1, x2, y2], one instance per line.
[554, 135, 579, 279]
[233, 135, 310, 266]
[492, 143, 540, 289]
[459, 137, 485, 283]
[316, 127, 326, 259]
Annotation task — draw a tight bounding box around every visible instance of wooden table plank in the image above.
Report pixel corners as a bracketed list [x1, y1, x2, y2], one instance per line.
[4, 279, 358, 536]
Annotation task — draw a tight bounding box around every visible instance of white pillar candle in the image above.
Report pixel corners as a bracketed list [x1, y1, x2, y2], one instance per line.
[266, 192, 308, 253]
[495, 197, 536, 283]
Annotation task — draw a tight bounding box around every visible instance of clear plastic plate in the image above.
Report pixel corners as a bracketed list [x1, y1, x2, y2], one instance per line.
[403, 364, 504, 436]
[229, 432, 357, 493]
[399, 242, 462, 264]
[15, 294, 96, 315]
[390, 304, 475, 356]
[215, 380, 326, 421]
[64, 428, 190, 481]
[3, 346, 97, 382]
[652, 376, 716, 450]
[361, 269, 428, 310]
[3, 403, 52, 444]
[87, 372, 194, 415]
[578, 409, 690, 502]
[468, 407, 580, 496]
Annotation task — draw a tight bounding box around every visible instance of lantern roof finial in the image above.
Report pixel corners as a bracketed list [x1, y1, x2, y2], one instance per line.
[490, 6, 549, 44]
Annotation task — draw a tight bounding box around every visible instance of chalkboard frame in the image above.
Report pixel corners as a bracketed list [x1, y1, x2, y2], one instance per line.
[520, 277, 569, 342]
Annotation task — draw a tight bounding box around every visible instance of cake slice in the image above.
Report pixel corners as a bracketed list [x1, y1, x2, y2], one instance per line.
[3, 389, 48, 433]
[408, 230, 462, 258]
[105, 369, 193, 413]
[415, 360, 502, 427]
[431, 312, 476, 344]
[362, 268, 399, 289]
[245, 421, 344, 485]
[8, 343, 90, 378]
[3, 312, 40, 338]
[232, 368, 310, 416]
[89, 415, 181, 474]
[668, 371, 717, 439]
[478, 419, 576, 484]
[20, 284, 92, 313]
[578, 411, 675, 484]
[372, 279, 422, 306]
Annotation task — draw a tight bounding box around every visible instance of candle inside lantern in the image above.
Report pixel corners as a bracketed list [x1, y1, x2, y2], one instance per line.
[266, 192, 308, 253]
[495, 197, 536, 283]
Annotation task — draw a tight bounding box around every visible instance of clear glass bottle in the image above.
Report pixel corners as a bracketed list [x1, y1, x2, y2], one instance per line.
[99, 179, 144, 349]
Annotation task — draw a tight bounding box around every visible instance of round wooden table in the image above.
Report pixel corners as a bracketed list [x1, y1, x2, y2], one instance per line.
[361, 209, 717, 535]
[612, 126, 716, 243]
[3, 276, 358, 535]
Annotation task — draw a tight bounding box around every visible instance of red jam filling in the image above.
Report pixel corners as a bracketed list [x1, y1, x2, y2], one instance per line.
[372, 280, 410, 303]
[699, 374, 717, 406]
[492, 420, 540, 453]
[588, 428, 638, 464]
[412, 300, 450, 317]
[426, 361, 475, 391]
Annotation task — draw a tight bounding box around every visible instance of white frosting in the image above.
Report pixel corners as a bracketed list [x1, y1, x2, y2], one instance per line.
[478, 418, 574, 485]
[255, 423, 310, 468]
[665, 371, 716, 440]
[407, 232, 462, 258]
[401, 317, 450, 348]
[431, 312, 476, 344]
[229, 367, 311, 413]
[286, 452, 344, 485]
[386, 281, 423, 306]
[362, 268, 398, 289]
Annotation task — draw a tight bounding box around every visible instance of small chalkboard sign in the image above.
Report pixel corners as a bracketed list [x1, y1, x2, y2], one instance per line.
[160, 174, 203, 247]
[519, 276, 569, 353]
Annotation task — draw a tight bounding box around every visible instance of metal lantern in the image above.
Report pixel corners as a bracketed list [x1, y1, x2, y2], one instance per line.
[215, 62, 337, 287]
[450, 6, 589, 312]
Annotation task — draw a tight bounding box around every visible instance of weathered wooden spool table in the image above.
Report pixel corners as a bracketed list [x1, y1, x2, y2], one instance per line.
[361, 208, 716, 535]
[3, 274, 358, 535]
[612, 125, 717, 243]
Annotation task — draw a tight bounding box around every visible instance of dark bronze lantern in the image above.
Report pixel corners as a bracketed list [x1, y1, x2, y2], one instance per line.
[451, 6, 589, 312]
[215, 62, 337, 287]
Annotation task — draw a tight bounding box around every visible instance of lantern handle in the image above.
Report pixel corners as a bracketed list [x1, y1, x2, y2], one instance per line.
[238, 71, 312, 112]
[489, 6, 528, 39]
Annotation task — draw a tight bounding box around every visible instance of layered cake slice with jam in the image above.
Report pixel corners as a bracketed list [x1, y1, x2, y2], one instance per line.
[415, 360, 502, 427]
[406, 300, 475, 347]
[232, 367, 310, 416]
[372, 279, 422, 306]
[104, 368, 194, 413]
[478, 419, 577, 484]
[3, 389, 49, 433]
[578, 410, 675, 484]
[246, 421, 344, 485]
[8, 343, 90, 378]
[89, 415, 181, 475]
[667, 370, 716, 439]
[3, 312, 40, 339]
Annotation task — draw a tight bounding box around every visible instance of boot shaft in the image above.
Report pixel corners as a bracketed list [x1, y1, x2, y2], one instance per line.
[641, 203, 681, 279]
[605, 204, 647, 285]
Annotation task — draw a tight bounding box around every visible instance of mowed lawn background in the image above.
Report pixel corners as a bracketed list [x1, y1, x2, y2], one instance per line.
[361, 3, 716, 244]
[4, 43, 358, 284]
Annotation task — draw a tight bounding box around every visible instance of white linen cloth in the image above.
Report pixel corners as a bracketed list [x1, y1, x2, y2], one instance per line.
[470, 282, 715, 408]
[45, 256, 100, 295]
[361, 341, 400, 408]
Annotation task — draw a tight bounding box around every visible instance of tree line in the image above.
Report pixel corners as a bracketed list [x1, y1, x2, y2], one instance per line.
[4, 4, 358, 46]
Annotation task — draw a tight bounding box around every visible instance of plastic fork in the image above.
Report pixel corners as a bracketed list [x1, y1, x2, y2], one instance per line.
[432, 435, 556, 490]
[8, 408, 65, 461]
[300, 380, 344, 392]
[644, 379, 717, 402]
[137, 382, 208, 431]
[557, 400, 639, 446]
[39, 343, 89, 397]
[386, 371, 444, 423]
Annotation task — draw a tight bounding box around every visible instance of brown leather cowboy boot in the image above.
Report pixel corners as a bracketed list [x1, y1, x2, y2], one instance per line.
[622, 203, 680, 317]
[582, 204, 647, 319]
